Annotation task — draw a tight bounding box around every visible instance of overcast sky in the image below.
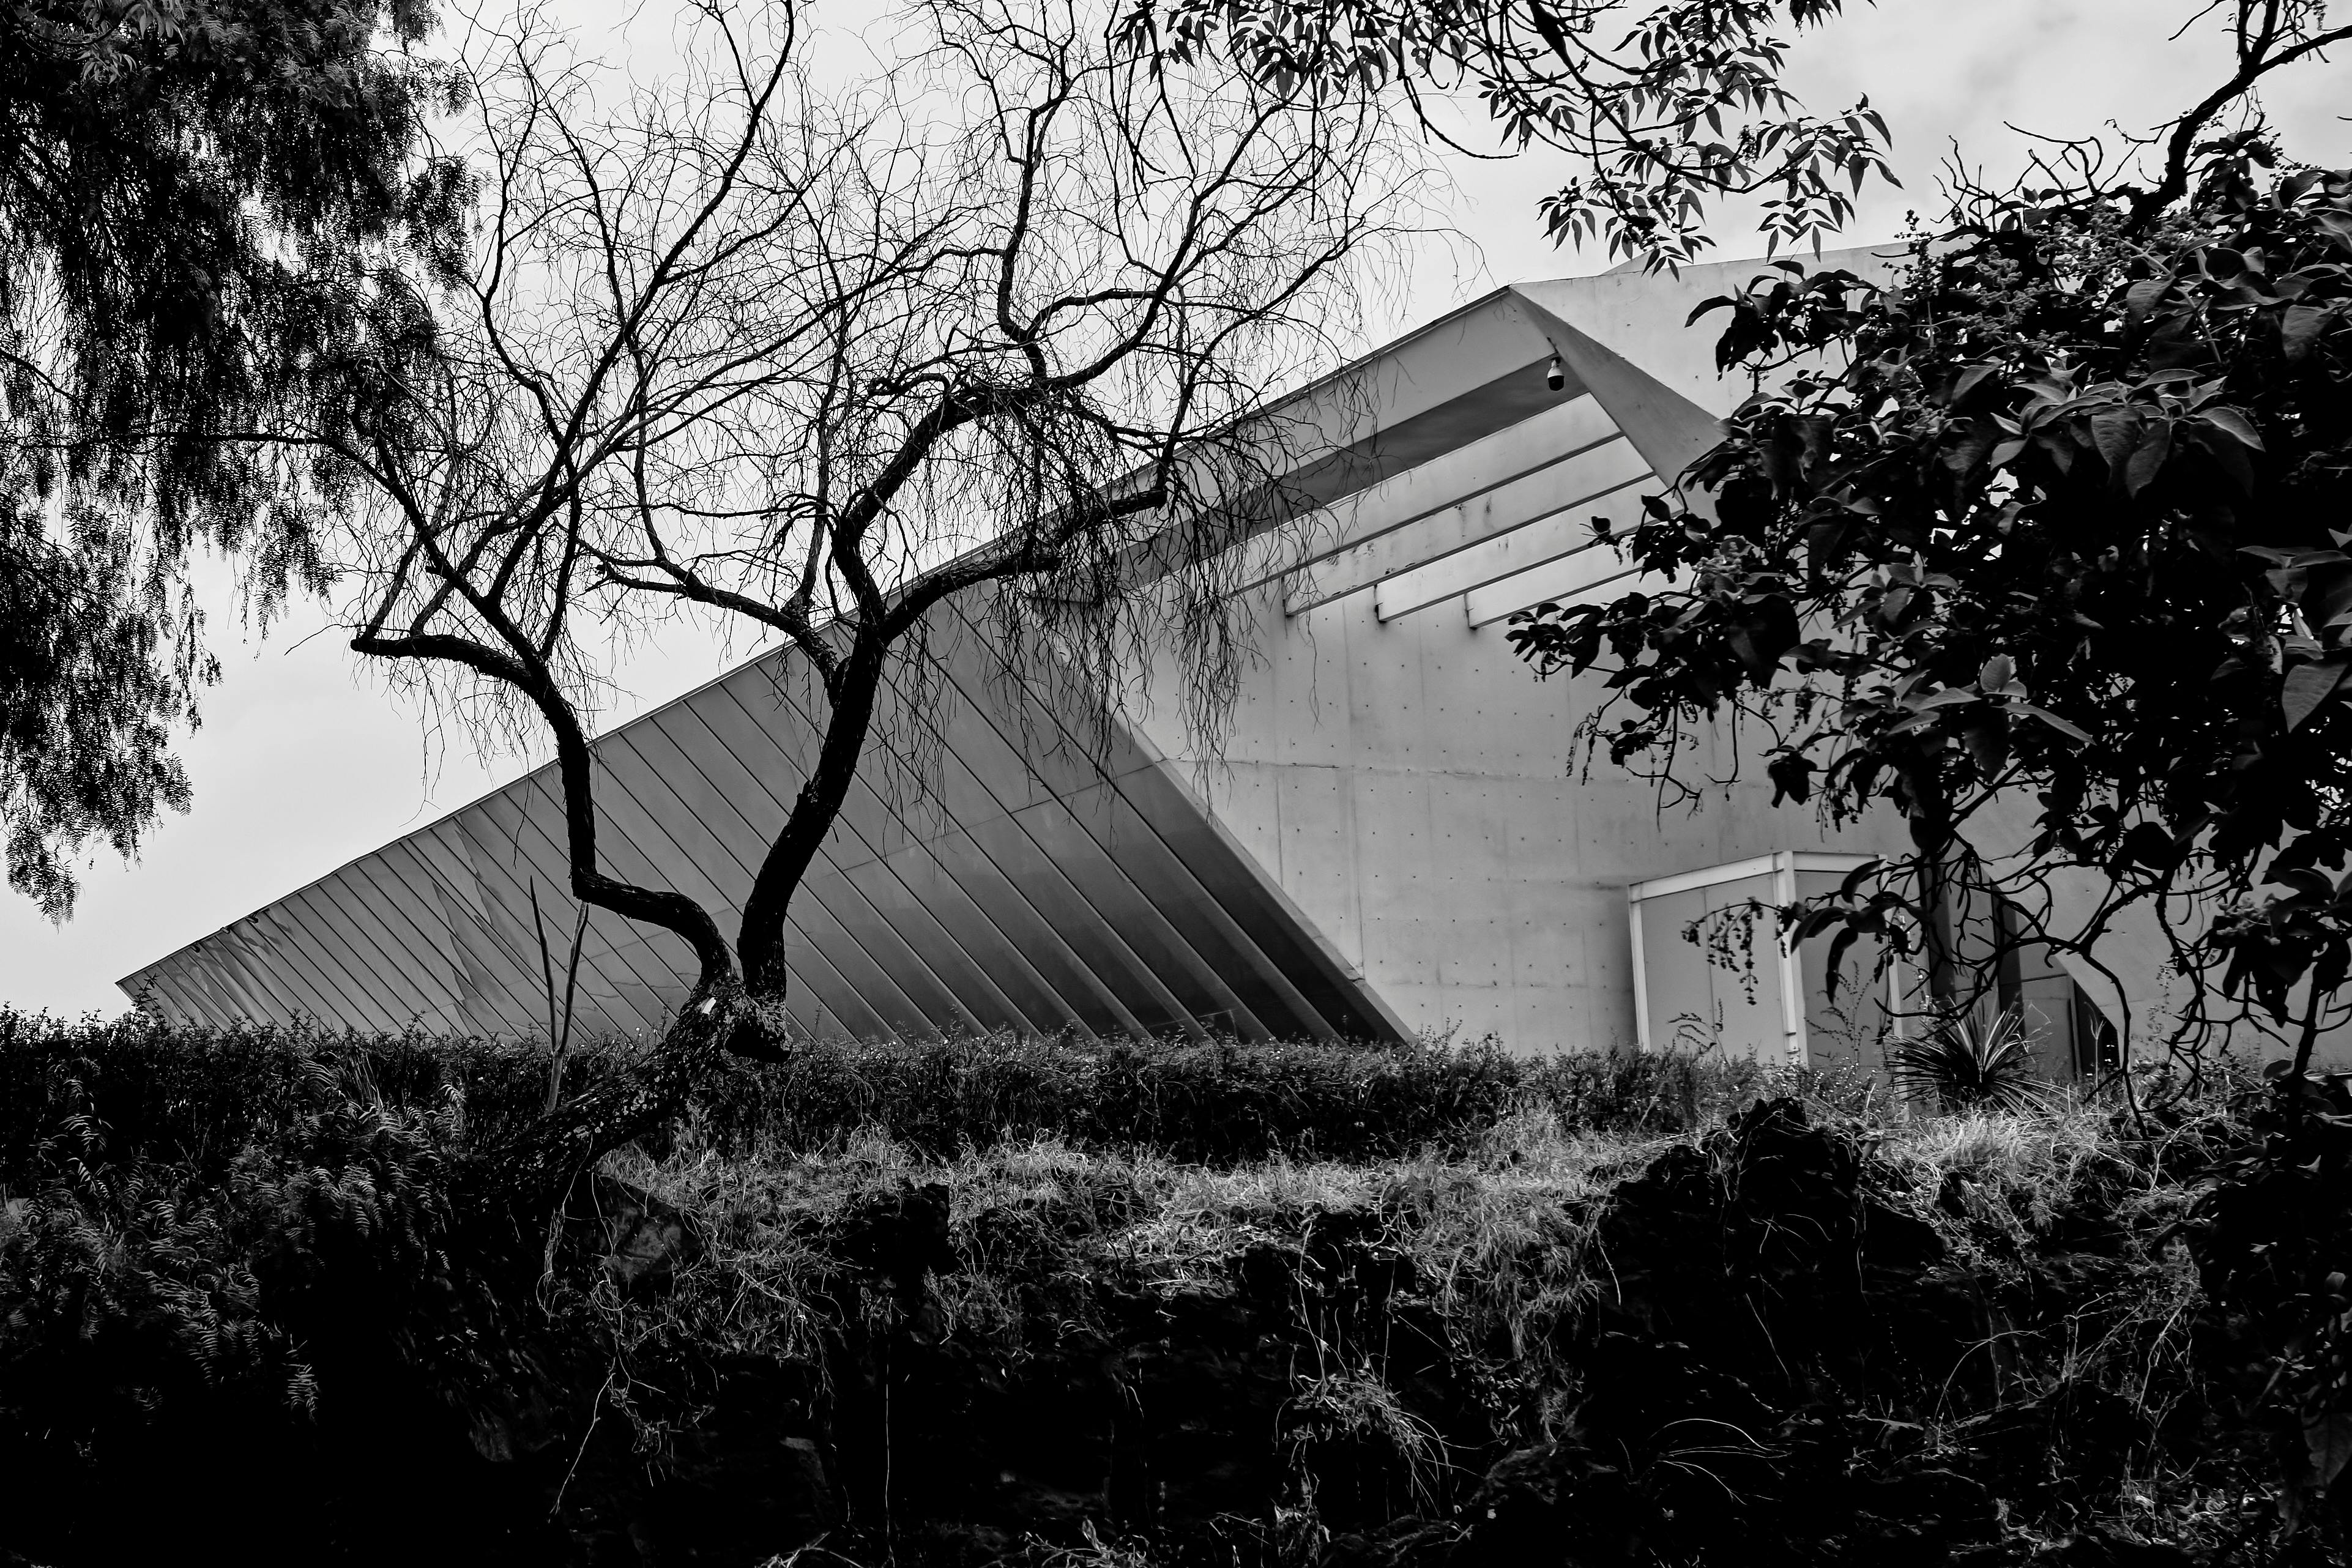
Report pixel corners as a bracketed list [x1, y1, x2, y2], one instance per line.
[7, 0, 2350, 1018]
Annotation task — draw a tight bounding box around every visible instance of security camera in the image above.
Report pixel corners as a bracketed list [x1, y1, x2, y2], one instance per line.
[1546, 354, 1565, 392]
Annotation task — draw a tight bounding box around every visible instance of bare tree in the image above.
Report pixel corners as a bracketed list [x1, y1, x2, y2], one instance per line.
[311, 0, 1420, 1194]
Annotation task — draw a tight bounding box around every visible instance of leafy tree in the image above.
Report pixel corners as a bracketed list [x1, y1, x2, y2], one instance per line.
[1505, 2, 2352, 1077]
[1510, 138, 2352, 1072]
[1118, 0, 1896, 268]
[0, 0, 460, 915]
[1506, 13, 2352, 1512]
[0, 522, 198, 922]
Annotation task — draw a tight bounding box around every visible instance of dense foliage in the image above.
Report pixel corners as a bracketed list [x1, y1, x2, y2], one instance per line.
[1509, 149, 2352, 1063]
[0, 1009, 1777, 1177]
[0, 1045, 550, 1560]
[1, 0, 460, 915]
[4, 1013, 2340, 1564]
[1503, 128, 2352, 1540]
[0, 520, 199, 917]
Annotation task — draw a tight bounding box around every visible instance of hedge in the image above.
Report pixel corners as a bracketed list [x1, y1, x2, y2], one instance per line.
[0, 1008, 1844, 1181]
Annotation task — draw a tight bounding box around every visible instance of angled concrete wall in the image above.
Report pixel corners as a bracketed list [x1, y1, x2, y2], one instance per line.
[1125, 262, 1913, 1050]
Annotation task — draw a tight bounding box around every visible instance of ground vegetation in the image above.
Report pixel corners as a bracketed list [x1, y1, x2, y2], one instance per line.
[0, 1011, 2334, 1566]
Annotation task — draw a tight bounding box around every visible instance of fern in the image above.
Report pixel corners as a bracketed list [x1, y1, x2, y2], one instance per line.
[0, 1055, 469, 1443]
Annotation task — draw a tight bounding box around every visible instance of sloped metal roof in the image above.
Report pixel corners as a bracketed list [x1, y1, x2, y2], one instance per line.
[126, 598, 1403, 1042]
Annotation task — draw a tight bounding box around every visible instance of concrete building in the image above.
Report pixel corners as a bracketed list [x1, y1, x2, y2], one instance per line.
[119, 252, 2115, 1065]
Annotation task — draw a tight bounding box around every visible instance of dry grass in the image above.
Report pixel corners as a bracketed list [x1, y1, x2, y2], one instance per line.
[1867, 1097, 2212, 1444]
[600, 1106, 1681, 1400]
[610, 1095, 2198, 1357]
[590, 1080, 2262, 1566]
[1879, 1099, 2134, 1228]
[606, 1088, 2219, 1495]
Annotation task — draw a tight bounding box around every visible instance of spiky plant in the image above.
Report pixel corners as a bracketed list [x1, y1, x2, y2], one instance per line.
[1889, 1007, 2053, 1113]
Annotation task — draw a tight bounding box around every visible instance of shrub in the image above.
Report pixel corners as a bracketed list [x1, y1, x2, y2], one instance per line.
[0, 1050, 569, 1563]
[0, 1009, 559, 1181]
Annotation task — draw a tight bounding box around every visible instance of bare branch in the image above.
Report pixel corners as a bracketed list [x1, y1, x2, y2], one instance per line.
[318, 0, 1424, 1038]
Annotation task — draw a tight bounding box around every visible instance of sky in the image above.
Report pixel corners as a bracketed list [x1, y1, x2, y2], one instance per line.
[7, 0, 2350, 1017]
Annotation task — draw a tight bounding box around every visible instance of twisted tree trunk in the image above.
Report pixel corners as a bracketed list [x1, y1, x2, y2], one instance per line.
[467, 978, 773, 1220]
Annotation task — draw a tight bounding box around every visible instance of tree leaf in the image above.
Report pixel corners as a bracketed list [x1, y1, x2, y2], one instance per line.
[2283, 659, 2352, 730]
[2120, 822, 2179, 871]
[1804, 517, 1848, 583]
[1823, 924, 1859, 1001]
[2307, 1412, 2352, 1489]
[2014, 704, 2091, 743]
[1686, 293, 1739, 327]
[2201, 406, 2266, 450]
[1767, 750, 1815, 806]
[2126, 422, 2173, 496]
[2282, 303, 2334, 362]
[2195, 423, 2257, 491]
[2302, 566, 2352, 638]
[1726, 596, 1800, 678]
[2090, 410, 2139, 477]
[1963, 715, 2009, 778]
[2123, 277, 2173, 328]
[1949, 362, 2000, 408]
